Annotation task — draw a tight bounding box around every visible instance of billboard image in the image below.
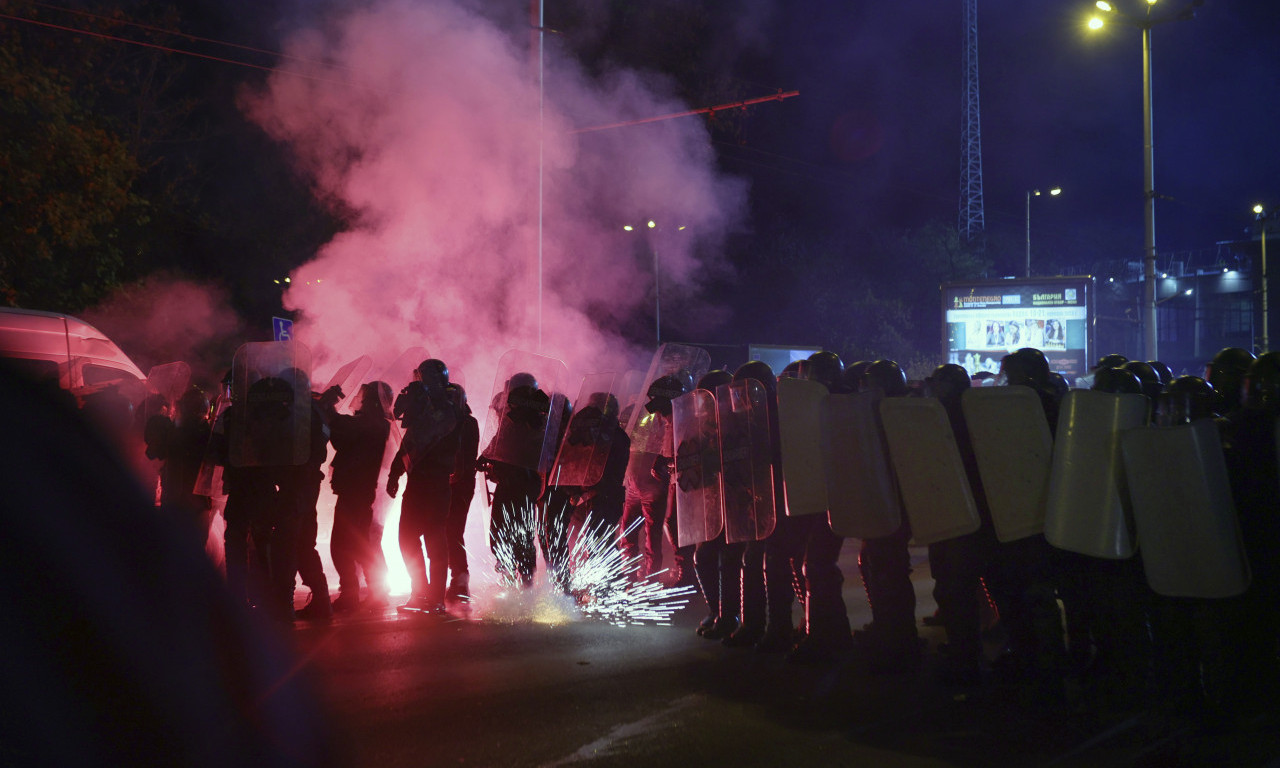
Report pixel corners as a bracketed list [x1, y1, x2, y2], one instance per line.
[941, 277, 1095, 380]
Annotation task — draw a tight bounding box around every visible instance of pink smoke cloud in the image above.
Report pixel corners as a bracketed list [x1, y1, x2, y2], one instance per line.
[240, 0, 746, 396]
[239, 0, 747, 597]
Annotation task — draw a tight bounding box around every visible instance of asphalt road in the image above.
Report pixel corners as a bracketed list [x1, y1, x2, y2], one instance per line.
[287, 547, 1280, 768]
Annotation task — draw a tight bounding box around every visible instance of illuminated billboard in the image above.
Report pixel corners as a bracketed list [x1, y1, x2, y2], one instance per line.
[941, 277, 1095, 380]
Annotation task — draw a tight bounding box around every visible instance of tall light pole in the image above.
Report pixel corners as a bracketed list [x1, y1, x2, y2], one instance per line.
[1255, 203, 1271, 352]
[624, 219, 662, 344]
[1089, 0, 1201, 361]
[1025, 187, 1061, 278]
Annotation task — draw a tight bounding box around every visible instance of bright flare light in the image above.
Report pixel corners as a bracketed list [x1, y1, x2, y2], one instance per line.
[479, 495, 695, 627]
[1088, 16, 1105, 29]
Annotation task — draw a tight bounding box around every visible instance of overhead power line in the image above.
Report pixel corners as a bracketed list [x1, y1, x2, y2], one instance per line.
[570, 90, 799, 134]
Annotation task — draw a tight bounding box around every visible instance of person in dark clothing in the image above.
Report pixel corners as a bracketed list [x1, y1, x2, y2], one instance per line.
[785, 352, 857, 665]
[551, 393, 631, 593]
[1220, 351, 1280, 713]
[286, 372, 340, 623]
[387, 359, 459, 613]
[921, 364, 999, 686]
[850, 359, 921, 673]
[144, 385, 214, 547]
[480, 372, 551, 588]
[326, 381, 393, 612]
[210, 374, 288, 620]
[620, 435, 670, 579]
[446, 382, 480, 601]
[0, 360, 341, 768]
[690, 369, 738, 640]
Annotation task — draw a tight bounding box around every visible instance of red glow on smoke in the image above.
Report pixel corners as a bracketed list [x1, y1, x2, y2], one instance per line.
[239, 0, 746, 598]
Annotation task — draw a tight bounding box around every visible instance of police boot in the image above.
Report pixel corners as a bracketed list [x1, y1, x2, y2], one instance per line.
[447, 572, 470, 601]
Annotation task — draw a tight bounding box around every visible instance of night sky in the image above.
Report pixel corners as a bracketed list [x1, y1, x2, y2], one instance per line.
[13, 0, 1279, 368]
[707, 0, 1280, 273]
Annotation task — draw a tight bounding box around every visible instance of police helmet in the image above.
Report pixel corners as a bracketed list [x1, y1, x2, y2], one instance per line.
[862, 359, 908, 397]
[843, 361, 872, 392]
[733, 360, 777, 395]
[1122, 360, 1165, 400]
[1093, 353, 1129, 371]
[925, 363, 970, 402]
[1092, 366, 1143, 395]
[1001, 348, 1050, 389]
[1243, 351, 1280, 412]
[805, 351, 844, 390]
[416, 359, 449, 390]
[697, 369, 734, 391]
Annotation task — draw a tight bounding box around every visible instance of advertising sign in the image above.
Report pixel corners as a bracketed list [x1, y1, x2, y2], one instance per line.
[941, 277, 1095, 380]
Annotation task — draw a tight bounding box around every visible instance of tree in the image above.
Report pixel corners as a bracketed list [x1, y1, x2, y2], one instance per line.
[0, 26, 143, 308]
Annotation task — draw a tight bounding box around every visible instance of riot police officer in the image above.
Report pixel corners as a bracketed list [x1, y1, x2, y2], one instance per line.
[387, 359, 459, 613]
[850, 359, 921, 673]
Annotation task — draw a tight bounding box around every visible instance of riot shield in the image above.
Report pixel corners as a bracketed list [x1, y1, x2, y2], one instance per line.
[879, 397, 981, 546]
[1122, 419, 1250, 598]
[1043, 389, 1148, 559]
[550, 372, 621, 488]
[324, 355, 373, 414]
[144, 362, 192, 420]
[374, 346, 429, 392]
[822, 391, 902, 539]
[776, 376, 828, 517]
[717, 379, 776, 544]
[480, 349, 569, 475]
[673, 388, 724, 547]
[625, 343, 711, 454]
[962, 387, 1053, 542]
[228, 341, 311, 467]
[615, 369, 647, 441]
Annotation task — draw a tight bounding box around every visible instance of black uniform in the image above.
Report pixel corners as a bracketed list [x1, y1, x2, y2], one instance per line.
[328, 399, 392, 608]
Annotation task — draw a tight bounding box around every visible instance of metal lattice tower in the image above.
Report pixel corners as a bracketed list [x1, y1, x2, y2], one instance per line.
[958, 0, 984, 241]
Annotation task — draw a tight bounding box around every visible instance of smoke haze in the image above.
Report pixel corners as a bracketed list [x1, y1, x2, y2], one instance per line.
[235, 0, 749, 596]
[241, 0, 747, 397]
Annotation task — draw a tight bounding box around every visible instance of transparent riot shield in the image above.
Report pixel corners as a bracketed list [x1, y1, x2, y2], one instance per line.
[717, 379, 776, 544]
[1044, 389, 1148, 559]
[776, 376, 828, 517]
[1122, 419, 1250, 598]
[822, 391, 901, 540]
[480, 349, 570, 475]
[673, 388, 723, 547]
[551, 372, 621, 488]
[144, 362, 192, 420]
[324, 355, 373, 414]
[229, 341, 311, 467]
[962, 387, 1053, 543]
[625, 343, 712, 454]
[879, 397, 981, 546]
[614, 369, 646, 442]
[374, 346, 429, 394]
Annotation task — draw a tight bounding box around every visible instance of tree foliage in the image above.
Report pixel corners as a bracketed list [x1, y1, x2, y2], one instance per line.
[0, 19, 146, 308]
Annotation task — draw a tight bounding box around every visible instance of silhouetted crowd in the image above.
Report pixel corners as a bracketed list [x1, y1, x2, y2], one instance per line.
[30, 339, 1280, 726]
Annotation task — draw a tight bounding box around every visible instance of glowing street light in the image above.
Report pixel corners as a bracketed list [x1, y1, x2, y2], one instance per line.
[1254, 203, 1273, 352]
[1025, 187, 1062, 278]
[623, 220, 679, 344]
[1087, 0, 1203, 360]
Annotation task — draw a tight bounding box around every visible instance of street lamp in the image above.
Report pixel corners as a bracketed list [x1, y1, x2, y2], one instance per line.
[1025, 187, 1061, 278]
[1088, 0, 1202, 361]
[1254, 203, 1272, 352]
[624, 219, 663, 344]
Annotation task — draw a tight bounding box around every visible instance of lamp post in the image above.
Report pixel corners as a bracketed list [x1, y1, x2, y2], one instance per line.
[624, 219, 662, 343]
[1025, 187, 1061, 278]
[1254, 203, 1271, 352]
[1089, 0, 1201, 361]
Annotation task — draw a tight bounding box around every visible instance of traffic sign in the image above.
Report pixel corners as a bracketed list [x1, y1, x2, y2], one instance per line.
[272, 316, 294, 342]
